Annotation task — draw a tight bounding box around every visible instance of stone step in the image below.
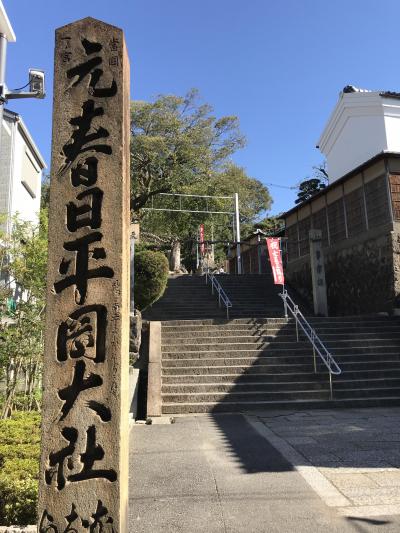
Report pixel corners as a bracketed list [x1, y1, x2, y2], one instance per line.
[162, 381, 331, 393]
[160, 317, 397, 326]
[162, 359, 316, 370]
[162, 368, 400, 384]
[162, 343, 400, 355]
[162, 359, 400, 373]
[161, 389, 332, 403]
[162, 340, 313, 350]
[161, 333, 400, 344]
[162, 363, 315, 375]
[161, 324, 400, 335]
[162, 352, 400, 365]
[161, 396, 400, 414]
[162, 348, 317, 358]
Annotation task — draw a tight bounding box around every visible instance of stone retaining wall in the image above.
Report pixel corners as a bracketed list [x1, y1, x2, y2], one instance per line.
[286, 225, 395, 316]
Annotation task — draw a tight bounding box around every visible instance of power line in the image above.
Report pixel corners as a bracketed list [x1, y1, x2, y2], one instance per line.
[265, 181, 300, 190]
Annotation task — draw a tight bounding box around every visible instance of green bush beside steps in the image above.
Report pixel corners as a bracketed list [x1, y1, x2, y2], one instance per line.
[134, 250, 169, 311]
[0, 412, 40, 526]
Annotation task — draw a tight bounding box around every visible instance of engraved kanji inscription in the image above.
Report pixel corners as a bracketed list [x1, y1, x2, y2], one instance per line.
[54, 232, 114, 304]
[68, 425, 117, 484]
[71, 157, 98, 187]
[45, 425, 117, 490]
[86, 499, 115, 532]
[66, 38, 117, 98]
[57, 305, 107, 363]
[58, 99, 112, 177]
[67, 187, 103, 232]
[58, 360, 103, 421]
[45, 426, 77, 490]
[39, 501, 115, 532]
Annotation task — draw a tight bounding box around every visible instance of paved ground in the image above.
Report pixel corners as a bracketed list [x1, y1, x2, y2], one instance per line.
[254, 407, 400, 520]
[129, 410, 400, 532]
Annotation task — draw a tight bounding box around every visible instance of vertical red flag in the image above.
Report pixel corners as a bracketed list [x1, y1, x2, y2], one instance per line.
[267, 238, 285, 285]
[199, 224, 205, 256]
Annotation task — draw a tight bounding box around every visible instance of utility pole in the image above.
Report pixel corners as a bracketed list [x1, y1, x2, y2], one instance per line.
[234, 192, 242, 274]
[0, 3, 15, 151]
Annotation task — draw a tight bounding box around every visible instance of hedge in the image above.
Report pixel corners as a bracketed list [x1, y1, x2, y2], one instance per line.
[134, 250, 169, 311]
[0, 412, 40, 526]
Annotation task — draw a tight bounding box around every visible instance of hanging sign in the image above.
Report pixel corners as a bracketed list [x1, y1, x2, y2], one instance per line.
[266, 238, 285, 285]
[199, 224, 205, 256]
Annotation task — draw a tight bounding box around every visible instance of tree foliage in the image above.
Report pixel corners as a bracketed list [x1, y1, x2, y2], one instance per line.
[295, 178, 327, 205]
[295, 162, 329, 205]
[133, 250, 169, 311]
[131, 90, 273, 267]
[130, 89, 246, 216]
[0, 412, 40, 525]
[0, 213, 48, 418]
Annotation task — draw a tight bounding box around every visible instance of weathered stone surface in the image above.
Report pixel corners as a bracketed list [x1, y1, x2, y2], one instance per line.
[286, 229, 394, 315]
[309, 229, 328, 316]
[0, 526, 37, 533]
[38, 18, 130, 532]
[129, 310, 142, 361]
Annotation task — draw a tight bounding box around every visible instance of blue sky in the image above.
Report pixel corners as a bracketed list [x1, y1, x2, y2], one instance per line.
[3, 0, 400, 215]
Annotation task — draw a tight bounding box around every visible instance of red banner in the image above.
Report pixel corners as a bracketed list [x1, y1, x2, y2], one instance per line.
[199, 224, 205, 256]
[266, 238, 285, 285]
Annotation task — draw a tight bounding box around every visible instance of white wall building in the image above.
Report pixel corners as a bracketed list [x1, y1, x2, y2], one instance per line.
[0, 109, 46, 232]
[318, 86, 400, 183]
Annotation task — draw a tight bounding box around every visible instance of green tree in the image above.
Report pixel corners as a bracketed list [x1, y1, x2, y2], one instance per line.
[130, 89, 245, 216]
[295, 162, 329, 206]
[131, 90, 272, 268]
[253, 216, 284, 235]
[295, 178, 326, 205]
[0, 212, 48, 418]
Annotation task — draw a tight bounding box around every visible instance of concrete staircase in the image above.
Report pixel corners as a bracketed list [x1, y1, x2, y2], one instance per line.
[143, 273, 285, 321]
[159, 316, 400, 414]
[143, 275, 226, 321]
[218, 273, 284, 317]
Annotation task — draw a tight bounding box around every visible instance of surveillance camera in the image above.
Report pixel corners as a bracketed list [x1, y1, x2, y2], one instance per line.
[29, 69, 45, 99]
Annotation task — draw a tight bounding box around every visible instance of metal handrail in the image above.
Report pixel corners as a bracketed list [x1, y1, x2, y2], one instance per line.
[205, 272, 232, 319]
[279, 289, 341, 399]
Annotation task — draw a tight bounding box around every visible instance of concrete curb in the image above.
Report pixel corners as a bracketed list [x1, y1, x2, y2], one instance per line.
[147, 321, 162, 417]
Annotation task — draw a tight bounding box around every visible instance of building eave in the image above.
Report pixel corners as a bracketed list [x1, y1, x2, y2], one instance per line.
[0, 1, 16, 42]
[281, 151, 400, 219]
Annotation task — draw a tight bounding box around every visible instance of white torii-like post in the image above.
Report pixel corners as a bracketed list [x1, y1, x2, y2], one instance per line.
[234, 192, 242, 274]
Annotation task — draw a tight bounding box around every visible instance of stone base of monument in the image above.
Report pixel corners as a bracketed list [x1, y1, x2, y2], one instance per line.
[129, 367, 140, 420]
[0, 527, 36, 532]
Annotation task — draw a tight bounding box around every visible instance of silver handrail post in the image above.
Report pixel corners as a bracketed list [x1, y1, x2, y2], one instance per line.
[312, 333, 317, 373]
[278, 291, 341, 393]
[206, 272, 233, 319]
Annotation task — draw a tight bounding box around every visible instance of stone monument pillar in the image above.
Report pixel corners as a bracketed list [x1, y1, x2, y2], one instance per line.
[38, 18, 130, 532]
[309, 229, 328, 316]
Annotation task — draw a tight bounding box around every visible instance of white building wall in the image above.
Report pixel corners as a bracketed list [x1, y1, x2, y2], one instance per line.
[9, 125, 41, 224]
[318, 91, 400, 182]
[0, 111, 45, 232]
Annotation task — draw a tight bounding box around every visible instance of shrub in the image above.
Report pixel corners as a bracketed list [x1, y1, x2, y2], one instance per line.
[0, 412, 40, 526]
[134, 250, 169, 311]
